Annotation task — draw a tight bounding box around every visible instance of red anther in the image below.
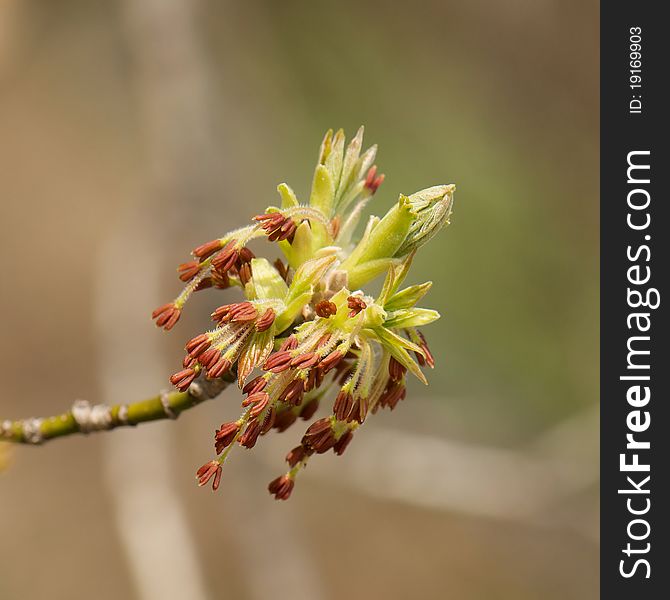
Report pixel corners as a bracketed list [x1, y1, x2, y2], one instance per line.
[250, 398, 269, 419]
[211, 240, 239, 273]
[347, 296, 367, 317]
[268, 474, 294, 501]
[238, 262, 252, 286]
[304, 369, 317, 392]
[182, 355, 197, 369]
[211, 270, 230, 289]
[333, 390, 354, 421]
[238, 246, 255, 264]
[318, 350, 344, 374]
[274, 258, 289, 281]
[302, 418, 337, 453]
[290, 352, 319, 370]
[260, 408, 276, 434]
[388, 357, 407, 382]
[177, 261, 200, 282]
[185, 333, 211, 358]
[263, 351, 293, 373]
[380, 381, 406, 410]
[152, 302, 182, 331]
[243, 376, 267, 395]
[214, 421, 240, 454]
[241, 391, 266, 407]
[169, 367, 197, 392]
[333, 430, 354, 456]
[305, 418, 332, 436]
[364, 166, 385, 194]
[278, 336, 299, 352]
[193, 239, 223, 260]
[314, 300, 337, 319]
[255, 213, 297, 242]
[211, 304, 232, 322]
[286, 445, 312, 467]
[207, 357, 232, 378]
[365, 165, 377, 188]
[372, 173, 385, 192]
[194, 277, 213, 292]
[255, 308, 276, 332]
[315, 334, 332, 349]
[417, 331, 435, 368]
[196, 461, 222, 491]
[238, 420, 261, 448]
[346, 397, 368, 423]
[229, 301, 258, 322]
[278, 379, 304, 406]
[244, 392, 270, 418]
[198, 348, 220, 369]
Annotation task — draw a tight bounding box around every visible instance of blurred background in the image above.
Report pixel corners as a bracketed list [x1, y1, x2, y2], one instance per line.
[0, 1, 599, 599]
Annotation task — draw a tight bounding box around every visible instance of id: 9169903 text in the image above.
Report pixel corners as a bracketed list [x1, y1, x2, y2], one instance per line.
[629, 27, 642, 114]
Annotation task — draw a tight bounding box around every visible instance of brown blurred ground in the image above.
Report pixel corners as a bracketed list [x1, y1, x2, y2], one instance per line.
[1, 1, 598, 599]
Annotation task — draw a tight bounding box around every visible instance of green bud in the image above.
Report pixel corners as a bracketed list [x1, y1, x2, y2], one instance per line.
[395, 184, 455, 256]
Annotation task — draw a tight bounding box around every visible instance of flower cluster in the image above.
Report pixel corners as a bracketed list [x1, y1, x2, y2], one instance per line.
[154, 127, 455, 499]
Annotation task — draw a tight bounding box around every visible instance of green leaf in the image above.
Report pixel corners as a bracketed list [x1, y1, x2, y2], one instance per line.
[355, 195, 414, 264]
[309, 164, 335, 216]
[288, 253, 338, 300]
[377, 252, 418, 305]
[347, 257, 399, 291]
[318, 129, 334, 164]
[335, 126, 363, 203]
[280, 221, 313, 269]
[385, 281, 433, 311]
[337, 144, 377, 214]
[237, 329, 274, 386]
[340, 195, 414, 284]
[372, 326, 427, 384]
[277, 183, 299, 209]
[384, 308, 440, 329]
[250, 258, 288, 300]
[325, 129, 345, 193]
[275, 290, 313, 333]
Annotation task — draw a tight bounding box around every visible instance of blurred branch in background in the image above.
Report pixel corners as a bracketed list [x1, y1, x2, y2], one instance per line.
[95, 1, 221, 599]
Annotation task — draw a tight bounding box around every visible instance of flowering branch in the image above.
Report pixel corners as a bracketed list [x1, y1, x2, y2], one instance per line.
[1, 377, 231, 445]
[2, 127, 456, 502]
